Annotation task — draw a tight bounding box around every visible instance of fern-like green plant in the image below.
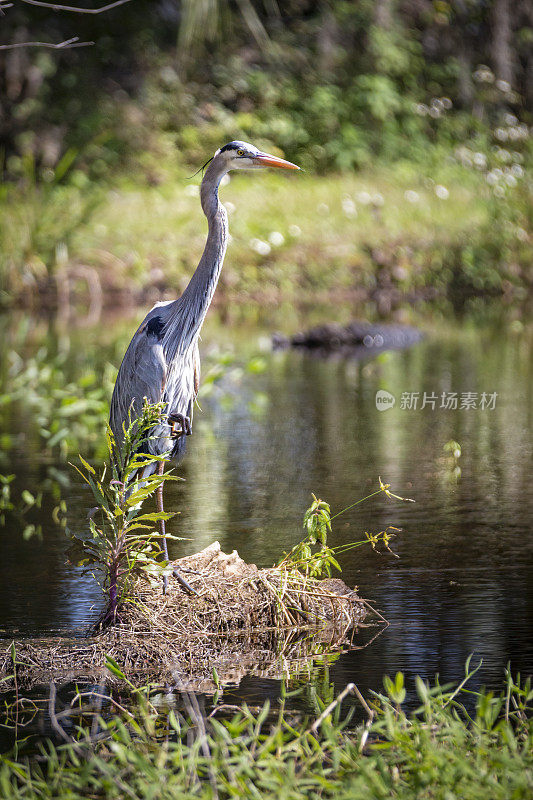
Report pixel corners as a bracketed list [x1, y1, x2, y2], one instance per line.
[71, 400, 182, 628]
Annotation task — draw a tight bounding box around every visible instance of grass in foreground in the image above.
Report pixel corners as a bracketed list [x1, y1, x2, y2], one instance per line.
[0, 660, 531, 799]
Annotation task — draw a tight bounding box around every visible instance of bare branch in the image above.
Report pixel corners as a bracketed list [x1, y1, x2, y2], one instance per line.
[18, 0, 133, 13]
[0, 0, 129, 49]
[0, 36, 93, 49]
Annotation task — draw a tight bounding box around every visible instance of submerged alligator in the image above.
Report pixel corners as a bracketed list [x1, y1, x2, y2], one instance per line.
[273, 321, 423, 354]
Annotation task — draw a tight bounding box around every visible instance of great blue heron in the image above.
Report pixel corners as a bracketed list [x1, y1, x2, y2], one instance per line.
[109, 141, 299, 590]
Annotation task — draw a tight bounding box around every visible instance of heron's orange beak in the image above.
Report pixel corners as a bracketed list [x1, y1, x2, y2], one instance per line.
[253, 153, 300, 170]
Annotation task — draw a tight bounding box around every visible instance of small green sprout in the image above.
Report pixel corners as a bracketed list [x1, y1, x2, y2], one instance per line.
[279, 494, 340, 578]
[443, 439, 462, 482]
[280, 480, 413, 578]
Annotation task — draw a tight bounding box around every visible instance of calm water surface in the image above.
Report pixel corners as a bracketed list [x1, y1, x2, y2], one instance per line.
[1, 305, 532, 714]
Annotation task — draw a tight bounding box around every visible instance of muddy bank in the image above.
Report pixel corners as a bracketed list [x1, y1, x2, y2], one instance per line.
[1, 275, 441, 316]
[1, 543, 374, 691]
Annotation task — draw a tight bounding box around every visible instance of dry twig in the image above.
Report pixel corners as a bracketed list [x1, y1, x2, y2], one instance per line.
[18, 0, 132, 13]
[0, 36, 93, 49]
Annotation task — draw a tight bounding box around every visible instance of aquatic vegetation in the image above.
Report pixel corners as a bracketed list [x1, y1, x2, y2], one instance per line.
[75, 431, 410, 632]
[0, 474, 15, 524]
[279, 494, 341, 578]
[0, 661, 531, 799]
[1, 474, 416, 686]
[70, 406, 379, 634]
[0, 339, 270, 468]
[443, 439, 462, 483]
[1, 345, 114, 459]
[5, 539, 368, 687]
[0, 473, 44, 541]
[71, 401, 182, 627]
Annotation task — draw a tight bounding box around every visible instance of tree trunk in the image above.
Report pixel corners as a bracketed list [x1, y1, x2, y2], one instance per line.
[317, 5, 339, 76]
[491, 0, 514, 86]
[374, 0, 393, 30]
[522, 0, 533, 109]
[457, 46, 474, 107]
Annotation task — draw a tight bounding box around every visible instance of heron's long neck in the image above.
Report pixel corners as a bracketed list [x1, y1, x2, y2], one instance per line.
[172, 162, 228, 352]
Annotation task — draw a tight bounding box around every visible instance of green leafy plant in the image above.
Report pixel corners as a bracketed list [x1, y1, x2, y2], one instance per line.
[0, 473, 43, 540]
[279, 495, 340, 578]
[0, 474, 15, 525]
[443, 438, 462, 483]
[279, 479, 413, 578]
[1, 344, 113, 459]
[71, 400, 182, 628]
[0, 153, 103, 303]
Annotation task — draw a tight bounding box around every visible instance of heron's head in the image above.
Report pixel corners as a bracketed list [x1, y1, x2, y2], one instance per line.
[214, 141, 299, 172]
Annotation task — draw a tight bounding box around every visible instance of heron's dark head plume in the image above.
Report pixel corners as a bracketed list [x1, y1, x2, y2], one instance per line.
[187, 155, 214, 180]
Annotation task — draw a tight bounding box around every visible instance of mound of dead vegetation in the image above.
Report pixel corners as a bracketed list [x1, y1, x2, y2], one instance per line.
[1, 543, 375, 690]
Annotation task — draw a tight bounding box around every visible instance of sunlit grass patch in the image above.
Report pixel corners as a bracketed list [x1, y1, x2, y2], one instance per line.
[1, 161, 531, 307]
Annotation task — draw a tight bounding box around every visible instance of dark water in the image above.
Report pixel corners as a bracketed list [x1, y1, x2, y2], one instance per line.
[1, 306, 532, 721]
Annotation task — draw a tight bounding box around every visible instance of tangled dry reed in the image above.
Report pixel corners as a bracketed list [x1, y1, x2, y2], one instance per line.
[1, 543, 375, 690]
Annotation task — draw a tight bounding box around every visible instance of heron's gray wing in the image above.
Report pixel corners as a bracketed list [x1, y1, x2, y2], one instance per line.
[163, 343, 197, 421]
[109, 315, 168, 445]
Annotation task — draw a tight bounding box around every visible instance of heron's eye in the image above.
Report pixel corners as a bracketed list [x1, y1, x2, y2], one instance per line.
[236, 149, 245, 156]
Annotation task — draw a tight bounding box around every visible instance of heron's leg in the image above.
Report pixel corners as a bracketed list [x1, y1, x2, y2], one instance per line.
[157, 460, 170, 594]
[156, 460, 197, 597]
[168, 412, 192, 438]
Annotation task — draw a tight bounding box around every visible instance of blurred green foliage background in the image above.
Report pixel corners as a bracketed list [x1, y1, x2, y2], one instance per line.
[0, 0, 532, 306]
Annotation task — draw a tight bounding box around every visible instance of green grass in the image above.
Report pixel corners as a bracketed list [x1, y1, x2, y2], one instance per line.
[1, 662, 531, 799]
[1, 159, 531, 307]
